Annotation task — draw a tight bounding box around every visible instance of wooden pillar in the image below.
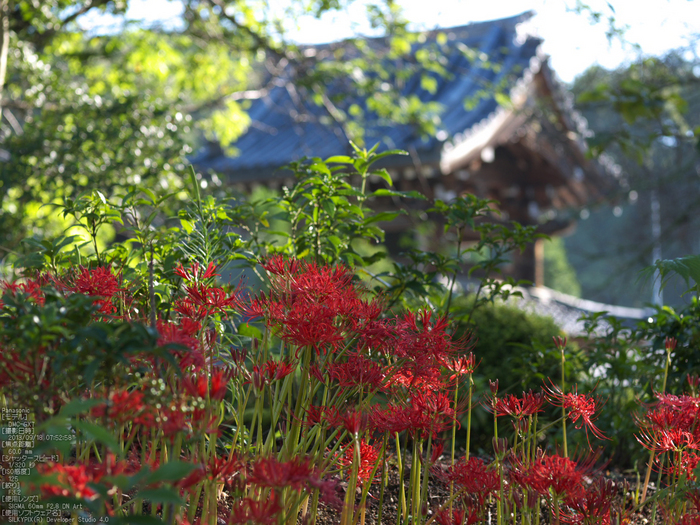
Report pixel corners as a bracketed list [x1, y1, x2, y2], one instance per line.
[534, 238, 544, 288]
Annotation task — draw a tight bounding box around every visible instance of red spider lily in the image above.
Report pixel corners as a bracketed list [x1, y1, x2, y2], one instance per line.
[688, 374, 700, 393]
[447, 352, 478, 382]
[367, 405, 399, 434]
[304, 405, 341, 428]
[375, 390, 455, 438]
[157, 320, 204, 370]
[207, 453, 243, 483]
[447, 457, 500, 508]
[260, 254, 301, 276]
[0, 347, 51, 389]
[263, 359, 295, 381]
[251, 359, 295, 391]
[430, 441, 444, 464]
[638, 402, 697, 438]
[656, 392, 700, 413]
[668, 451, 700, 481]
[339, 438, 381, 485]
[228, 493, 283, 525]
[553, 335, 567, 351]
[156, 403, 193, 437]
[192, 409, 221, 436]
[276, 302, 346, 352]
[247, 456, 317, 491]
[562, 478, 620, 525]
[544, 381, 608, 446]
[181, 368, 233, 401]
[491, 390, 546, 419]
[174, 261, 219, 282]
[339, 408, 369, 436]
[37, 462, 101, 501]
[686, 487, 700, 515]
[356, 317, 397, 354]
[434, 507, 467, 525]
[395, 310, 459, 381]
[179, 282, 243, 318]
[674, 514, 700, 525]
[328, 353, 386, 392]
[56, 266, 123, 314]
[666, 336, 678, 352]
[636, 426, 700, 453]
[2, 277, 46, 306]
[247, 258, 378, 354]
[90, 387, 148, 425]
[175, 464, 206, 491]
[173, 298, 209, 321]
[386, 367, 446, 393]
[514, 452, 597, 500]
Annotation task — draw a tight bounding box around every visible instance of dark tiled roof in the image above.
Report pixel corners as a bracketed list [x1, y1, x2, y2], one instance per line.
[192, 12, 542, 181]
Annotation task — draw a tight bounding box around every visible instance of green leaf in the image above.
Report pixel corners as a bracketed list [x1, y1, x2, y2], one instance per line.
[640, 255, 700, 292]
[372, 169, 393, 187]
[309, 162, 331, 176]
[180, 219, 195, 235]
[58, 398, 102, 418]
[140, 187, 158, 205]
[368, 150, 409, 164]
[238, 322, 263, 340]
[322, 200, 336, 218]
[72, 420, 120, 452]
[326, 155, 353, 164]
[135, 487, 185, 506]
[145, 461, 200, 486]
[364, 211, 402, 225]
[370, 188, 426, 200]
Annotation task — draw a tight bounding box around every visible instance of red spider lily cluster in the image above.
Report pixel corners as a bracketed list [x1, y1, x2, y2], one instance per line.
[635, 388, 700, 482]
[0, 255, 684, 525]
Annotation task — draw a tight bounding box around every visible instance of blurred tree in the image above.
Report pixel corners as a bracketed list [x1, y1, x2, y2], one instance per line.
[0, 0, 440, 250]
[566, 51, 700, 307]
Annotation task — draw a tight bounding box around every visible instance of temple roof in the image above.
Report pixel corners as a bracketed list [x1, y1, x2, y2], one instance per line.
[192, 11, 614, 217]
[193, 13, 538, 172]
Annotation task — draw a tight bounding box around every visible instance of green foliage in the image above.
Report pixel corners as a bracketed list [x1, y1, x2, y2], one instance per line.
[450, 295, 570, 451]
[640, 255, 700, 296]
[568, 51, 700, 308]
[425, 194, 545, 319]
[0, 0, 467, 252]
[452, 296, 567, 393]
[576, 262, 700, 466]
[0, 287, 162, 420]
[544, 237, 581, 297]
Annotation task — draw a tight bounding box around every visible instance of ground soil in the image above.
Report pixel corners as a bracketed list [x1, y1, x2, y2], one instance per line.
[207, 452, 667, 525]
[307, 456, 661, 525]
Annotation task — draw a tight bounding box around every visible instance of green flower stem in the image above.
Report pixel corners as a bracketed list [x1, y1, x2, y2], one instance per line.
[285, 346, 313, 459]
[395, 433, 407, 525]
[419, 434, 433, 523]
[642, 343, 674, 503]
[341, 437, 361, 525]
[561, 344, 568, 458]
[450, 380, 459, 516]
[355, 436, 387, 525]
[376, 433, 389, 525]
[466, 378, 473, 461]
[411, 437, 422, 525]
